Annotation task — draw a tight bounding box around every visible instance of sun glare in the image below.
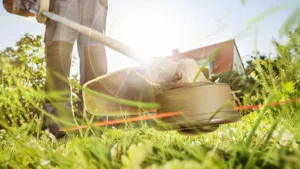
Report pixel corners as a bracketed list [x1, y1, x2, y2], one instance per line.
[109, 9, 182, 65]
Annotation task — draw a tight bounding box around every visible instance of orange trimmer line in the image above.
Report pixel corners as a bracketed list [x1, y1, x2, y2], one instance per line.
[59, 98, 300, 132]
[235, 98, 300, 111]
[59, 111, 184, 132]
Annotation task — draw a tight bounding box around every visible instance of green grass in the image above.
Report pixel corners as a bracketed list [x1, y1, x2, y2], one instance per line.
[0, 113, 300, 169]
[1, 2, 300, 168]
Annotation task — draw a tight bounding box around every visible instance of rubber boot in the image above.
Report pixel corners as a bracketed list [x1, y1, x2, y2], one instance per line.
[44, 102, 75, 138]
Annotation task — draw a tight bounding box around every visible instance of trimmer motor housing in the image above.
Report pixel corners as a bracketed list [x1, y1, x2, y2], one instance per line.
[3, 0, 50, 23]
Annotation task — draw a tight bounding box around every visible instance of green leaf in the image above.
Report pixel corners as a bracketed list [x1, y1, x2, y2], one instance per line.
[283, 81, 295, 94]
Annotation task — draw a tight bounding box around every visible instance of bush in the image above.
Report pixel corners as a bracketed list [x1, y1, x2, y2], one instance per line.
[0, 34, 80, 131]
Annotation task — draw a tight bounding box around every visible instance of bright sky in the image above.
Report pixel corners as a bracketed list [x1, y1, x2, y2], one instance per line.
[0, 0, 298, 74]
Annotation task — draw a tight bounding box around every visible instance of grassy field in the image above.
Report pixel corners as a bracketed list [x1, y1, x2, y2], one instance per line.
[1, 2, 300, 168]
[0, 112, 300, 169]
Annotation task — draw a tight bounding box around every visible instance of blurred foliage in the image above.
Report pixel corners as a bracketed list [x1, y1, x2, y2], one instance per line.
[211, 22, 300, 118]
[0, 34, 80, 131]
[0, 34, 45, 129]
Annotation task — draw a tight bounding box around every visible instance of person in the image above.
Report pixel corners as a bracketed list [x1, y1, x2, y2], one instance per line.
[43, 0, 108, 138]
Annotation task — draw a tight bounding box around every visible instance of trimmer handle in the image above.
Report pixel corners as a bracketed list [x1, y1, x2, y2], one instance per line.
[42, 10, 145, 64]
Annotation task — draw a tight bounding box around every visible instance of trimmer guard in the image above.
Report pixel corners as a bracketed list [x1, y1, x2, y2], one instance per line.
[82, 67, 162, 116]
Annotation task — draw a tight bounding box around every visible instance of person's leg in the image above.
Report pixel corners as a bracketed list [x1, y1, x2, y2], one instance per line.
[45, 42, 73, 99]
[80, 0, 108, 83]
[43, 0, 80, 138]
[82, 46, 107, 83]
[77, 0, 108, 116]
[44, 41, 74, 138]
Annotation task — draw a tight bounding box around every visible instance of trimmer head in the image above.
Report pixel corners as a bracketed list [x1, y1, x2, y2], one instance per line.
[83, 71, 242, 135]
[154, 82, 242, 134]
[82, 57, 242, 135]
